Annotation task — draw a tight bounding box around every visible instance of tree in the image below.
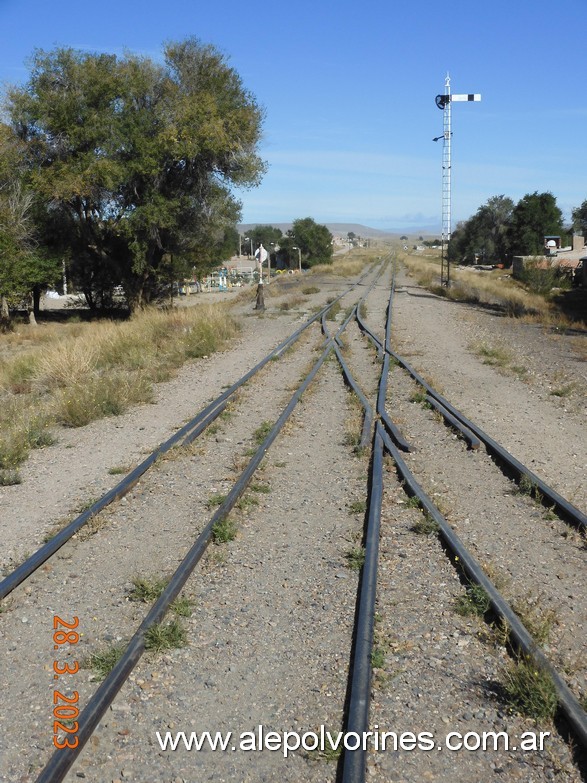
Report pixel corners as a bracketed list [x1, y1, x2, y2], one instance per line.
[507, 192, 563, 256]
[246, 225, 283, 252]
[0, 123, 60, 326]
[448, 195, 514, 265]
[288, 217, 333, 267]
[571, 199, 587, 237]
[5, 39, 266, 311]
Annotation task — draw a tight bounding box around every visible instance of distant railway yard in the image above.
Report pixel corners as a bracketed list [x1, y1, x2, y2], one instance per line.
[0, 251, 586, 782]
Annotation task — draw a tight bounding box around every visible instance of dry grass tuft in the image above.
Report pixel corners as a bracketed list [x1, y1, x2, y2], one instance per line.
[0, 304, 239, 469]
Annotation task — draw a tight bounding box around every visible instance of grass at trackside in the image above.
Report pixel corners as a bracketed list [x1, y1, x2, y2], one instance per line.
[0, 244, 385, 479]
[401, 252, 585, 329]
[0, 304, 239, 472]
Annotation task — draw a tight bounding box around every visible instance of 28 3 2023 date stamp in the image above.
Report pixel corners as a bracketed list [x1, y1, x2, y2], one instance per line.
[52, 615, 80, 749]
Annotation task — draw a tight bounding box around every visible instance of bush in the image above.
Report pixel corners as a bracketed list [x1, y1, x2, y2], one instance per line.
[520, 260, 571, 295]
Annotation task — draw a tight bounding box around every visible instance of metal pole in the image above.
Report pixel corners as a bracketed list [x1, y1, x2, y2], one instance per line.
[435, 75, 480, 287]
[442, 73, 452, 286]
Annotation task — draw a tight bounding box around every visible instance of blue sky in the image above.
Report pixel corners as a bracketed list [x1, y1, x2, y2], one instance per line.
[1, 0, 585, 232]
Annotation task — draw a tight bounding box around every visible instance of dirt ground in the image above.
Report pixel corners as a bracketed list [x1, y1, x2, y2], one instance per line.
[0, 260, 585, 783]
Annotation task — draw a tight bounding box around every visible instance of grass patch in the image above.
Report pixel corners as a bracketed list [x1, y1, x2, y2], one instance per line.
[278, 296, 306, 311]
[236, 495, 259, 510]
[409, 389, 428, 405]
[325, 300, 341, 321]
[473, 343, 512, 368]
[0, 304, 239, 466]
[253, 421, 273, 444]
[348, 499, 366, 514]
[0, 468, 21, 485]
[85, 643, 126, 680]
[411, 513, 440, 535]
[371, 646, 386, 669]
[129, 575, 168, 603]
[502, 657, 558, 721]
[206, 492, 227, 509]
[212, 516, 238, 544]
[550, 383, 575, 397]
[108, 465, 131, 475]
[249, 482, 270, 493]
[511, 597, 557, 645]
[302, 286, 320, 295]
[517, 473, 542, 502]
[171, 597, 194, 617]
[455, 583, 491, 617]
[144, 619, 187, 652]
[345, 546, 365, 571]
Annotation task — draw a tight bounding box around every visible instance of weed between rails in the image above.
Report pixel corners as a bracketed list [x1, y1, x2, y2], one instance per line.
[144, 620, 187, 652]
[502, 657, 558, 721]
[85, 644, 126, 681]
[345, 546, 365, 571]
[455, 583, 491, 617]
[212, 516, 238, 544]
[129, 575, 194, 618]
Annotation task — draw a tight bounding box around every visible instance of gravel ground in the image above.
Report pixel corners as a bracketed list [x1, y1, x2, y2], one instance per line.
[0, 259, 585, 782]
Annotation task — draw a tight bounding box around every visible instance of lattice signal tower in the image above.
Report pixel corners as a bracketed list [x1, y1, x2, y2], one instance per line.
[435, 74, 481, 285]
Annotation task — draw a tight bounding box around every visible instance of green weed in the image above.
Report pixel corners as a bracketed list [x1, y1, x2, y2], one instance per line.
[129, 576, 168, 603]
[455, 583, 491, 617]
[411, 514, 440, 535]
[86, 644, 126, 680]
[144, 619, 187, 652]
[0, 469, 21, 486]
[206, 493, 227, 509]
[348, 499, 366, 514]
[253, 421, 273, 444]
[345, 546, 365, 571]
[502, 657, 558, 721]
[212, 516, 238, 544]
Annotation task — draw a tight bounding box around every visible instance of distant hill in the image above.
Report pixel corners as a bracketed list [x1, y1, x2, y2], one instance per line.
[239, 221, 442, 240]
[238, 222, 398, 239]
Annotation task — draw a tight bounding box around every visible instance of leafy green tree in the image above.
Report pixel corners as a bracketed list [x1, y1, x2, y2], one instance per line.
[246, 225, 283, 253]
[5, 39, 266, 311]
[507, 192, 563, 256]
[288, 217, 333, 267]
[448, 195, 514, 265]
[0, 124, 61, 325]
[571, 199, 587, 237]
[275, 235, 296, 269]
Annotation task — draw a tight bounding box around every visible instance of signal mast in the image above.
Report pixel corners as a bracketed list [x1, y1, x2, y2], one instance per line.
[434, 74, 481, 285]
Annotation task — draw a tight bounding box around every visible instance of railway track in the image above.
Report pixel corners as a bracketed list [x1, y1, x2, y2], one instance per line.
[0, 259, 585, 782]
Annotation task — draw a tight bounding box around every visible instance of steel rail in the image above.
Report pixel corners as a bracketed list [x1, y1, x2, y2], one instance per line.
[377, 353, 412, 452]
[355, 312, 587, 530]
[334, 337, 373, 452]
[341, 424, 384, 783]
[35, 313, 355, 783]
[373, 265, 412, 453]
[387, 348, 587, 531]
[424, 395, 480, 450]
[380, 426, 587, 751]
[0, 272, 376, 601]
[0, 400, 224, 600]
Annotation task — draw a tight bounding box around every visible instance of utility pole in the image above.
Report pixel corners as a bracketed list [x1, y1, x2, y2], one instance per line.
[435, 74, 480, 286]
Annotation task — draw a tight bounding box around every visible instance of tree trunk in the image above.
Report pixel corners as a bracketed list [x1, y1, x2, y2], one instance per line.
[27, 292, 37, 327]
[0, 295, 11, 332]
[33, 285, 42, 319]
